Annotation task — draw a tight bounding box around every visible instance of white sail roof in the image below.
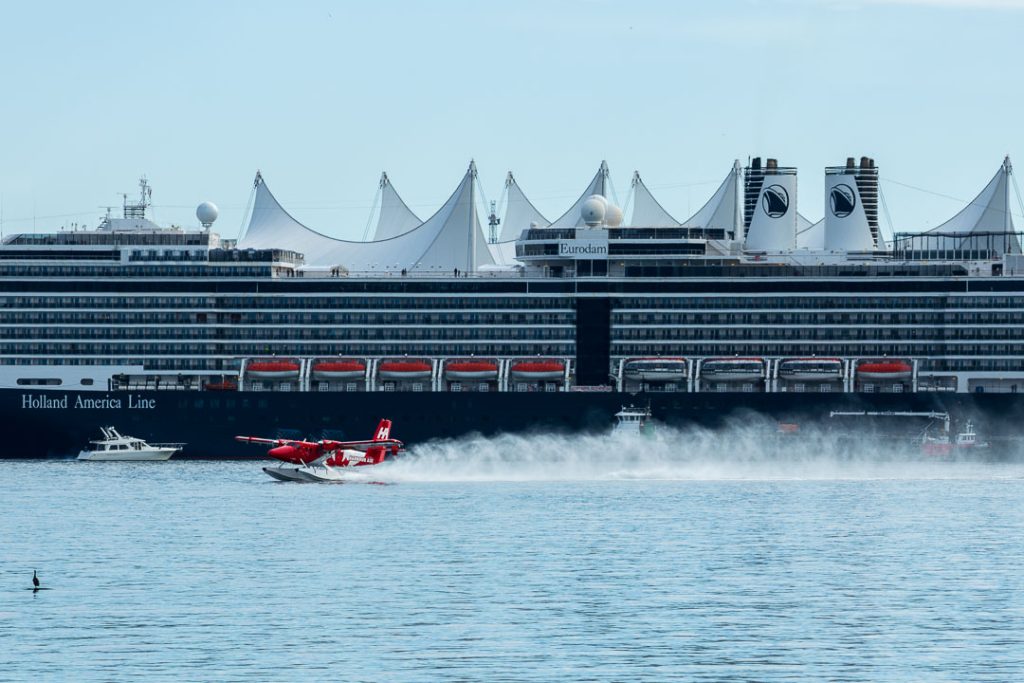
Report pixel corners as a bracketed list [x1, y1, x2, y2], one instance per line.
[628, 171, 680, 227]
[681, 161, 741, 234]
[499, 172, 549, 240]
[925, 157, 1019, 254]
[929, 157, 1015, 234]
[239, 162, 493, 272]
[372, 172, 421, 240]
[550, 161, 610, 228]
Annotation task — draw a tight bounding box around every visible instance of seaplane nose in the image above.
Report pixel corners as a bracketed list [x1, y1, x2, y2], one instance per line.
[268, 445, 299, 461]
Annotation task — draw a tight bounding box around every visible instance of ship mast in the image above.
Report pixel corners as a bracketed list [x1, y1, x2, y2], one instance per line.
[123, 176, 152, 220]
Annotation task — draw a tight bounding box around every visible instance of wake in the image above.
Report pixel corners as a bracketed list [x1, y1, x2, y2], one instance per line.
[354, 420, 1024, 483]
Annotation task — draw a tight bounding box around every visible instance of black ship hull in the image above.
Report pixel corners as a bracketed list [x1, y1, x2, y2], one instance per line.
[4, 388, 1024, 459]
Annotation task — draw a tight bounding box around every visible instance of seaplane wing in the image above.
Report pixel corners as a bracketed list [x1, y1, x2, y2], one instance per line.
[322, 438, 403, 452]
[234, 435, 291, 446]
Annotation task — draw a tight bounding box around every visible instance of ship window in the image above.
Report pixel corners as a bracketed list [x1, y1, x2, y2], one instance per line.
[478, 383, 489, 392]
[16, 378, 62, 386]
[820, 384, 832, 393]
[450, 382, 462, 392]
[346, 383, 357, 392]
[318, 382, 329, 392]
[81, 378, 94, 386]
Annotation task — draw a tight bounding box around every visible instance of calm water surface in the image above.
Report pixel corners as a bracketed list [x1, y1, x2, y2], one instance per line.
[2, 448, 1024, 681]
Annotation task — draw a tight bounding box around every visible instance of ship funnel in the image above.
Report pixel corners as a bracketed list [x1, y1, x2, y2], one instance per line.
[743, 158, 797, 251]
[824, 156, 879, 251]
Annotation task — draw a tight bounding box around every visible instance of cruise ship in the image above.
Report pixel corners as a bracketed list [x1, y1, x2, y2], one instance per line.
[2, 155, 1022, 458]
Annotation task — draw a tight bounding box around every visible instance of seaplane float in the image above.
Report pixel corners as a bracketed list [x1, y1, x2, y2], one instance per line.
[235, 419, 403, 482]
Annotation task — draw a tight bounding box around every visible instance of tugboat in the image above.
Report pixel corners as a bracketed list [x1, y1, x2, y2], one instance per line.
[612, 406, 655, 436]
[921, 419, 989, 458]
[77, 426, 185, 461]
[829, 411, 989, 458]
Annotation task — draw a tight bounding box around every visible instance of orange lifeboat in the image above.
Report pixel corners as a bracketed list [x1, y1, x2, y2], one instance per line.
[312, 360, 366, 380]
[378, 360, 432, 380]
[510, 360, 565, 381]
[856, 361, 912, 380]
[444, 360, 499, 381]
[246, 360, 300, 379]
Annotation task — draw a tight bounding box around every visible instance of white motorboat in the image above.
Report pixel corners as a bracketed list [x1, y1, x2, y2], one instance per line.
[612, 406, 654, 436]
[77, 426, 184, 461]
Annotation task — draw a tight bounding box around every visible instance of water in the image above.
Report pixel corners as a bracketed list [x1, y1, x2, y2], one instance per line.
[3, 430, 1024, 681]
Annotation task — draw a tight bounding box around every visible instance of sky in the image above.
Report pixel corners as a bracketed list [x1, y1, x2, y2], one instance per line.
[0, 0, 1021, 240]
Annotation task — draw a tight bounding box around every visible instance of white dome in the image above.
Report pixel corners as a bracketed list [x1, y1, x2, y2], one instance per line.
[604, 203, 623, 227]
[581, 195, 607, 226]
[196, 201, 219, 227]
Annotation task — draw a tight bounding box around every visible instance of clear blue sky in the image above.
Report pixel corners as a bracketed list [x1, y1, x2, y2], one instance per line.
[1, 0, 1021, 239]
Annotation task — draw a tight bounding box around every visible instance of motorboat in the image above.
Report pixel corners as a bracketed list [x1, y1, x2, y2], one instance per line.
[612, 405, 654, 436]
[77, 426, 184, 461]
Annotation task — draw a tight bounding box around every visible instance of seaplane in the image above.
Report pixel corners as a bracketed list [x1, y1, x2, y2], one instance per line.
[235, 419, 403, 482]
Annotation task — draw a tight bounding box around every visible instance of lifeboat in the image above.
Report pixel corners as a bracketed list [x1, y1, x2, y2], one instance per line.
[444, 360, 499, 381]
[378, 360, 432, 380]
[856, 361, 912, 380]
[700, 358, 764, 381]
[778, 358, 843, 381]
[623, 358, 687, 382]
[510, 360, 565, 381]
[312, 360, 366, 380]
[246, 360, 300, 379]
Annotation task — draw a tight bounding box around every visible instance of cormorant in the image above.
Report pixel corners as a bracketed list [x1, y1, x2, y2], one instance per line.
[32, 570, 39, 589]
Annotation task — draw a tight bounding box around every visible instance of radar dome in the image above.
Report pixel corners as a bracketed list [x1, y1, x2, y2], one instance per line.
[581, 195, 607, 226]
[604, 203, 623, 228]
[196, 201, 219, 227]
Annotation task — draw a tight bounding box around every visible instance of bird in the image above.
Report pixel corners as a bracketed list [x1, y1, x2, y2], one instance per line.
[32, 570, 39, 589]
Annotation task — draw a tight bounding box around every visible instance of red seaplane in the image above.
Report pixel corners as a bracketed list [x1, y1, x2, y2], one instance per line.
[235, 419, 403, 482]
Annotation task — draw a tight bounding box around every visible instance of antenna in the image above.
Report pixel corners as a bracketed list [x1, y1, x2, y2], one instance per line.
[488, 200, 500, 244]
[123, 176, 151, 220]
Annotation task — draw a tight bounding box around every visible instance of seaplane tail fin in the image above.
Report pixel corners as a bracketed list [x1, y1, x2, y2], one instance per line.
[372, 419, 392, 442]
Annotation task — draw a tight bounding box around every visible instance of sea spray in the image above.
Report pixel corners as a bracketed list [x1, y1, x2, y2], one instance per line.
[365, 416, 1013, 483]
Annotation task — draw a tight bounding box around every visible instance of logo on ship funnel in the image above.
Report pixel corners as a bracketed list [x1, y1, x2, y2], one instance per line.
[761, 185, 789, 218]
[830, 183, 856, 218]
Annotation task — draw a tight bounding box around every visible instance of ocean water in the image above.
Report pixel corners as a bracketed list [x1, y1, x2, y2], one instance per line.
[3, 429, 1024, 682]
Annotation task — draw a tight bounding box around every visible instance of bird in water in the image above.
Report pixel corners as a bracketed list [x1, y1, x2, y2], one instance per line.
[32, 570, 39, 590]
